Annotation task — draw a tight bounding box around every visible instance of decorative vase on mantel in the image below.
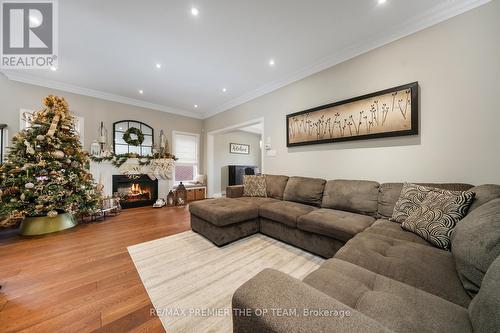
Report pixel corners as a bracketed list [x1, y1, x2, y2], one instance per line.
[19, 213, 77, 236]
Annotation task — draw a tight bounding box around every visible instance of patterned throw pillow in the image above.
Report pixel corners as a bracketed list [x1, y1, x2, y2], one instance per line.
[390, 183, 440, 223]
[243, 175, 267, 197]
[401, 190, 475, 250]
[390, 183, 468, 223]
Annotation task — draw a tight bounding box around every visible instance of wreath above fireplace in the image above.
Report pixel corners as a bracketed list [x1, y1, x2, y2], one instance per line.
[123, 127, 145, 146]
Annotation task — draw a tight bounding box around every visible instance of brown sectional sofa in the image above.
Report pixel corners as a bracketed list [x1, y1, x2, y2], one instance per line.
[188, 175, 500, 332]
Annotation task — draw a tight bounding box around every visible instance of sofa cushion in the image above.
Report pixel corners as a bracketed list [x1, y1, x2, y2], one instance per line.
[401, 190, 475, 250]
[297, 209, 375, 242]
[468, 255, 500, 333]
[189, 198, 258, 227]
[282, 176, 326, 207]
[363, 219, 432, 246]
[234, 197, 280, 207]
[321, 180, 380, 217]
[451, 198, 500, 297]
[304, 259, 472, 333]
[243, 175, 267, 197]
[468, 184, 500, 212]
[378, 183, 406, 219]
[259, 201, 317, 228]
[378, 182, 474, 219]
[264, 174, 289, 200]
[232, 268, 392, 333]
[333, 232, 471, 307]
[226, 185, 244, 198]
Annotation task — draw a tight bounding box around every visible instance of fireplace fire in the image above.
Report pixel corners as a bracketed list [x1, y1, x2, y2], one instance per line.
[112, 175, 158, 208]
[125, 183, 151, 202]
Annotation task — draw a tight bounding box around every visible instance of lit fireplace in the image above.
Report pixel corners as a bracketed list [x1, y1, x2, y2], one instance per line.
[112, 175, 158, 208]
[124, 183, 151, 202]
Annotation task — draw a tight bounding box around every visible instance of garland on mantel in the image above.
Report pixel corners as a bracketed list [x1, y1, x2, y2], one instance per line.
[90, 152, 177, 168]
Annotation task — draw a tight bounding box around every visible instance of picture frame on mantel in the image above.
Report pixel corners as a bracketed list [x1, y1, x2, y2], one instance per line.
[286, 82, 419, 147]
[230, 143, 250, 155]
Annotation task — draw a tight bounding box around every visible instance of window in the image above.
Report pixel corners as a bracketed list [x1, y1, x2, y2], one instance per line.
[113, 121, 153, 156]
[173, 131, 199, 182]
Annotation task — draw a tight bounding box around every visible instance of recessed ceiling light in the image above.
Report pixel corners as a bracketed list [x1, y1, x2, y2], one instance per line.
[194, 104, 199, 108]
[269, 59, 275, 66]
[139, 90, 144, 94]
[191, 7, 199, 16]
[155, 63, 162, 69]
[50, 66, 57, 71]
[378, 0, 387, 5]
[222, 88, 227, 93]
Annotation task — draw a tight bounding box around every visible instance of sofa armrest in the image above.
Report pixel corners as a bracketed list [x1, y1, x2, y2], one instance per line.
[232, 269, 392, 333]
[227, 185, 244, 198]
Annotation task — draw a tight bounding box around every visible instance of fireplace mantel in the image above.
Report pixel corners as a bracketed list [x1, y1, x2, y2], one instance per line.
[90, 160, 174, 199]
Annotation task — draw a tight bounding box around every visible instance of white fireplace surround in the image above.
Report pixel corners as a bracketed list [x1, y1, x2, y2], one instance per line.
[90, 160, 174, 199]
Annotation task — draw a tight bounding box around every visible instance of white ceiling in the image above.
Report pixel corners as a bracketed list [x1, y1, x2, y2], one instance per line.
[1, 0, 489, 119]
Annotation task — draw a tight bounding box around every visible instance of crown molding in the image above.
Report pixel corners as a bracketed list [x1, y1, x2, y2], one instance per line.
[1, 71, 204, 119]
[202, 0, 491, 119]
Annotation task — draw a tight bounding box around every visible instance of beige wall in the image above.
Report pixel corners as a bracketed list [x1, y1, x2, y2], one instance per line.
[204, 1, 500, 185]
[0, 76, 204, 169]
[213, 131, 261, 195]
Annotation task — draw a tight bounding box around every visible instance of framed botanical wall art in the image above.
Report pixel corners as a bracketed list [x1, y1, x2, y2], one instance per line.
[230, 143, 250, 155]
[286, 82, 418, 147]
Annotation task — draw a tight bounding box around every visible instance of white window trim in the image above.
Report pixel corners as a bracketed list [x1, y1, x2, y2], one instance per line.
[172, 130, 200, 183]
[0, 126, 7, 164]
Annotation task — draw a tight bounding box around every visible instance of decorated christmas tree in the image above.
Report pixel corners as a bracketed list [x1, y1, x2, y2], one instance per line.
[0, 95, 101, 226]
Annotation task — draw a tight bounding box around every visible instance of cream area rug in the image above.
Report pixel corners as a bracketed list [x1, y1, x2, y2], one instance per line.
[128, 231, 324, 333]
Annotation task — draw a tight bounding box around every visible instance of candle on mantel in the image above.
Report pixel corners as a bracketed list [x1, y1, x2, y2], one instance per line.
[159, 129, 166, 149]
[98, 122, 107, 144]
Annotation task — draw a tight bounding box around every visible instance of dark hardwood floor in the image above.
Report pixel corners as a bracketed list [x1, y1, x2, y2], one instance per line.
[0, 206, 192, 333]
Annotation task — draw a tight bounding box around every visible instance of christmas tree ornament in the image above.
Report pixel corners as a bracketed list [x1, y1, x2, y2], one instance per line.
[24, 140, 35, 155]
[51, 150, 65, 159]
[25, 182, 35, 189]
[47, 210, 58, 218]
[36, 135, 45, 141]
